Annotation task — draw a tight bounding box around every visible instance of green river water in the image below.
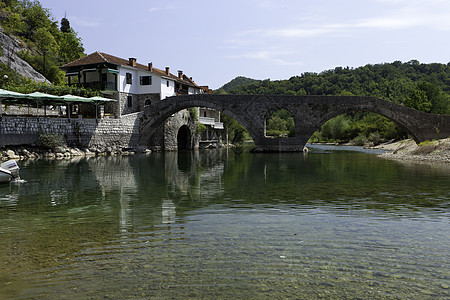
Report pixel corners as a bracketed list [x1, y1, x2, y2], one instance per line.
[0, 145, 449, 299]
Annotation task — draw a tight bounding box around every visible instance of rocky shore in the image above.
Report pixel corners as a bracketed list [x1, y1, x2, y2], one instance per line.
[376, 138, 450, 163]
[3, 139, 450, 163]
[0, 145, 151, 161]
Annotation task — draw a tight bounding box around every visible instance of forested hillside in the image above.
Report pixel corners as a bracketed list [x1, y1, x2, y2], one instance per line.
[217, 61, 450, 145]
[0, 0, 84, 86]
[219, 76, 261, 93]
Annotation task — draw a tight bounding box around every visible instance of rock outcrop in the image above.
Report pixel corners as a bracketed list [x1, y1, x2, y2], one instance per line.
[0, 27, 49, 83]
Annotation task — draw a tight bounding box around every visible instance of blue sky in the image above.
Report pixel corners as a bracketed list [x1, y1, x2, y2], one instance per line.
[40, 0, 450, 89]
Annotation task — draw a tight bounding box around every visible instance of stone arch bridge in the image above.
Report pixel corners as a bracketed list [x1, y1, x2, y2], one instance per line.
[140, 94, 450, 152]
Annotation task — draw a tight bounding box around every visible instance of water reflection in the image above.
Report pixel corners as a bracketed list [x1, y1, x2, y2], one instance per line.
[11, 148, 450, 219]
[2, 148, 449, 224]
[0, 148, 449, 299]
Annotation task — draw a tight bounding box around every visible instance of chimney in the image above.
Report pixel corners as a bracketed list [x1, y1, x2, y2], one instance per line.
[165, 67, 170, 75]
[178, 70, 183, 79]
[128, 58, 137, 67]
[148, 62, 153, 72]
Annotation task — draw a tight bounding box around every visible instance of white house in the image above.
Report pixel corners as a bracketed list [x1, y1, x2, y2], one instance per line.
[62, 51, 223, 147]
[61, 51, 203, 116]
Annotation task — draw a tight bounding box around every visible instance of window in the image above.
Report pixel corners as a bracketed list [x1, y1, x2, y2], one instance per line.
[166, 80, 169, 87]
[127, 96, 133, 107]
[126, 73, 132, 85]
[140, 76, 152, 85]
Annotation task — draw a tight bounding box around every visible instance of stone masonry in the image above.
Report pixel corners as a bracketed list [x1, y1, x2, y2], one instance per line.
[4, 94, 450, 153]
[140, 94, 450, 152]
[0, 113, 141, 150]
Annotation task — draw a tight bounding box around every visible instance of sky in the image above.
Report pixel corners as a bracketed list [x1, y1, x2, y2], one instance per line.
[39, 0, 450, 89]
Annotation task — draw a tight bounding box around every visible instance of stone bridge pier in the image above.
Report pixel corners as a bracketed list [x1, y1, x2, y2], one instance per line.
[140, 94, 450, 152]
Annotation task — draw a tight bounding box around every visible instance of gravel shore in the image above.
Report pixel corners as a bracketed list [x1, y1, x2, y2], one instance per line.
[376, 138, 450, 163]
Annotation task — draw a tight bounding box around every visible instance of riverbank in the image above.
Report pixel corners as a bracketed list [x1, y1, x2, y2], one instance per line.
[3, 139, 450, 163]
[375, 138, 450, 163]
[0, 145, 151, 161]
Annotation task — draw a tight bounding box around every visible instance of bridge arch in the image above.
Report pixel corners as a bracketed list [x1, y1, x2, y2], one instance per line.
[265, 108, 295, 137]
[305, 105, 417, 143]
[177, 125, 191, 150]
[140, 96, 261, 148]
[140, 94, 450, 152]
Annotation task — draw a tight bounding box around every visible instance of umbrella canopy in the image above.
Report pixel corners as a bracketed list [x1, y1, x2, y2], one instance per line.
[62, 94, 93, 103]
[27, 92, 63, 103]
[89, 96, 117, 103]
[0, 89, 30, 116]
[0, 88, 29, 100]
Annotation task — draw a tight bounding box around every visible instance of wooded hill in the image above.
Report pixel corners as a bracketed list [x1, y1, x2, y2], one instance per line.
[0, 0, 85, 89]
[216, 61, 450, 145]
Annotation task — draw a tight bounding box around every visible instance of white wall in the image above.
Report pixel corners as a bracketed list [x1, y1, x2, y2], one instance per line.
[161, 78, 176, 99]
[136, 70, 162, 95]
[118, 66, 138, 94]
[117, 66, 200, 100]
[188, 86, 201, 94]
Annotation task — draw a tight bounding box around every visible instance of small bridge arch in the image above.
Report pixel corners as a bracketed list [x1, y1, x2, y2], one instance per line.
[140, 94, 450, 152]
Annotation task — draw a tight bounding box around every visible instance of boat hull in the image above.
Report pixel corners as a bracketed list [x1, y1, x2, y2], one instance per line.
[0, 160, 20, 183]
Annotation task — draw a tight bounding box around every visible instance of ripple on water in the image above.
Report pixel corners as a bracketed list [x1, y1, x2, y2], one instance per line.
[2, 152, 450, 299]
[14, 207, 449, 299]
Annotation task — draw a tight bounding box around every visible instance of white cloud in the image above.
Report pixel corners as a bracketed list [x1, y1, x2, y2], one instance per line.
[148, 5, 176, 13]
[225, 0, 450, 65]
[251, 0, 276, 9]
[69, 16, 102, 28]
[228, 49, 303, 66]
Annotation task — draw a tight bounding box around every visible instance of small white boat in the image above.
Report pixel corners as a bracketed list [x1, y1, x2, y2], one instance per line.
[0, 160, 20, 183]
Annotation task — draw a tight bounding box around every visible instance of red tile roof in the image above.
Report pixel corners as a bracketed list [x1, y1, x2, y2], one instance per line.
[61, 51, 199, 88]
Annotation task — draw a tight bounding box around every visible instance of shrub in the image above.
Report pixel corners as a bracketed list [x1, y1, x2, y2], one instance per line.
[352, 134, 368, 146]
[196, 123, 206, 133]
[39, 132, 64, 149]
[188, 107, 198, 121]
[368, 131, 382, 145]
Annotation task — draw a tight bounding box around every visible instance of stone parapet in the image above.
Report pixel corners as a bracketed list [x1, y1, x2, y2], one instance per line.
[0, 113, 141, 149]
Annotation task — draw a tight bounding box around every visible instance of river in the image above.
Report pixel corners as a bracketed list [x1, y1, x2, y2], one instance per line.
[0, 145, 449, 299]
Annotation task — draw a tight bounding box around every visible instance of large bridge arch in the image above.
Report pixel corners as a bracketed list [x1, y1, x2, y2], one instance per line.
[140, 94, 450, 152]
[139, 95, 263, 148]
[304, 101, 420, 143]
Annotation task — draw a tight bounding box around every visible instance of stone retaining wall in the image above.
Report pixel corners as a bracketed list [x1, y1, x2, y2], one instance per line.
[0, 113, 141, 149]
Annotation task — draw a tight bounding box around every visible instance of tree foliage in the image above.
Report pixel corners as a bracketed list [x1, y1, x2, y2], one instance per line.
[60, 16, 69, 32]
[219, 60, 450, 144]
[220, 61, 450, 114]
[221, 113, 249, 144]
[266, 109, 294, 137]
[5, 80, 100, 97]
[0, 0, 85, 84]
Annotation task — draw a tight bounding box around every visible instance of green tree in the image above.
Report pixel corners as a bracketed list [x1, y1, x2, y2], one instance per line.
[20, 0, 53, 39]
[265, 109, 295, 137]
[320, 115, 349, 141]
[57, 28, 84, 63]
[405, 89, 431, 112]
[416, 82, 448, 114]
[3, 12, 26, 35]
[60, 16, 70, 32]
[221, 113, 248, 144]
[33, 27, 58, 76]
[1, 0, 86, 84]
